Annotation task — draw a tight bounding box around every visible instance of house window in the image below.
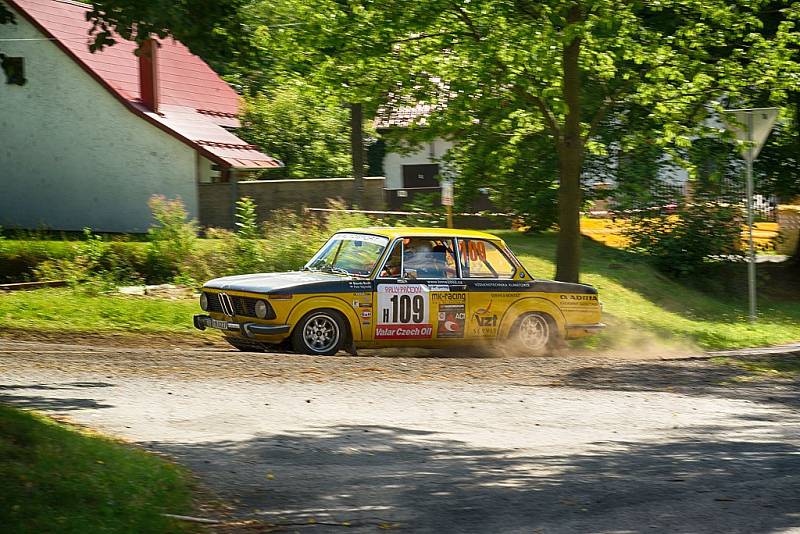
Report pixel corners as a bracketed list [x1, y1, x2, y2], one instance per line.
[402, 164, 440, 188]
[1, 55, 26, 86]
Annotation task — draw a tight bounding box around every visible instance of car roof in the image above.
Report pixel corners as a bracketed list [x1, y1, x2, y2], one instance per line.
[336, 227, 505, 241]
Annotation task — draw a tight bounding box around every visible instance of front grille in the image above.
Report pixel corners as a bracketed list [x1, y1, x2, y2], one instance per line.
[204, 292, 275, 319]
[206, 292, 225, 313]
[235, 296, 258, 317]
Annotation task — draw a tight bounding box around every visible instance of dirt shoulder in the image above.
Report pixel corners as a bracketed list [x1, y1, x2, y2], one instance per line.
[0, 328, 228, 350]
[2, 337, 799, 400]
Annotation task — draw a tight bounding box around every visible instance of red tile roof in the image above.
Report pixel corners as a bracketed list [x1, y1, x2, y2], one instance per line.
[7, 0, 281, 170]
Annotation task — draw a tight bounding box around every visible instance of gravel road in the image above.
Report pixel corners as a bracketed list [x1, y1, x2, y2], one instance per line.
[2, 339, 800, 533]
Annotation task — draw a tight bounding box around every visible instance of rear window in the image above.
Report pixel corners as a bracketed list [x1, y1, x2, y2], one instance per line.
[459, 239, 515, 279]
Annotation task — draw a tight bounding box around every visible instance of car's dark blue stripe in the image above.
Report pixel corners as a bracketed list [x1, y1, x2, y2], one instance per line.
[214, 279, 597, 295]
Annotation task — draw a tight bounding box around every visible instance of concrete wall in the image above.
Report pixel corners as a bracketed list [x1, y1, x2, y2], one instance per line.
[0, 8, 199, 233]
[199, 177, 386, 229]
[383, 138, 454, 189]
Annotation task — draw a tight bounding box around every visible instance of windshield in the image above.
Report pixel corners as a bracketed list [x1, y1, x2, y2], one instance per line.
[303, 233, 389, 276]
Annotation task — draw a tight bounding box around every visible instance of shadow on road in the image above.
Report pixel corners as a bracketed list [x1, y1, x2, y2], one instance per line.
[153, 423, 800, 533]
[0, 382, 115, 411]
[558, 357, 800, 409]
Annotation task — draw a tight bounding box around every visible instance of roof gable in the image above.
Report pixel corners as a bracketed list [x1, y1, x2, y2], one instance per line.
[11, 0, 239, 115]
[7, 0, 281, 170]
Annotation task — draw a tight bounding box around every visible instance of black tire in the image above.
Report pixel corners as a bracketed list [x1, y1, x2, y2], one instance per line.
[291, 309, 348, 356]
[509, 312, 558, 356]
[225, 337, 266, 353]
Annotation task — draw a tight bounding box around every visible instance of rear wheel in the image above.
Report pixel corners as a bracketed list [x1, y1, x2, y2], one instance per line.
[509, 312, 557, 355]
[225, 337, 267, 353]
[292, 309, 347, 356]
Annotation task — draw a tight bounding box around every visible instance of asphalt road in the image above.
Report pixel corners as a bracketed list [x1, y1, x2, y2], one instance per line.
[2, 339, 800, 533]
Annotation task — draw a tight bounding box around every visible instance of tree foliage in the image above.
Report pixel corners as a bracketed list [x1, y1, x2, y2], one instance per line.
[239, 80, 352, 179]
[627, 203, 744, 280]
[281, 0, 799, 281]
[87, 0, 800, 281]
[757, 94, 800, 202]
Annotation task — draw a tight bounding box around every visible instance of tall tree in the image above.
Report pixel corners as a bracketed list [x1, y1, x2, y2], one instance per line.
[286, 0, 799, 281]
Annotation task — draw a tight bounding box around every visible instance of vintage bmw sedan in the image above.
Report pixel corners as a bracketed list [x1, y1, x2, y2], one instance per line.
[194, 227, 604, 355]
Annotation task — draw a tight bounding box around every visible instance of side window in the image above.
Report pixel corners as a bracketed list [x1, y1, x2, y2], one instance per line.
[379, 241, 403, 278]
[402, 237, 458, 279]
[460, 240, 515, 279]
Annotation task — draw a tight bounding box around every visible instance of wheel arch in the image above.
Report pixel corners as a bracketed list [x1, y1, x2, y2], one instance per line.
[498, 297, 567, 340]
[287, 296, 362, 341]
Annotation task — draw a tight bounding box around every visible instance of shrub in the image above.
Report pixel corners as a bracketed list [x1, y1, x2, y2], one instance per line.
[260, 210, 324, 272]
[145, 196, 198, 283]
[228, 197, 268, 274]
[398, 193, 447, 227]
[323, 199, 377, 231]
[627, 202, 743, 279]
[33, 229, 142, 289]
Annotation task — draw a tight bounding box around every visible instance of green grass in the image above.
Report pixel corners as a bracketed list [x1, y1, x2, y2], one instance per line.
[1, 232, 798, 351]
[0, 405, 195, 533]
[0, 287, 201, 335]
[499, 231, 800, 351]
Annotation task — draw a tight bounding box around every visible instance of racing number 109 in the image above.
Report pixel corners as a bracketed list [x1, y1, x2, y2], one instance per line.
[386, 294, 424, 323]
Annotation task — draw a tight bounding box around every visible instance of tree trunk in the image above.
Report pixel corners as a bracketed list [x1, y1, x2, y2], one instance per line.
[349, 102, 365, 208]
[555, 4, 584, 284]
[556, 142, 584, 283]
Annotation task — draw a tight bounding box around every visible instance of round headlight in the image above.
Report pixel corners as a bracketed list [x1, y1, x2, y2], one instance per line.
[255, 300, 268, 319]
[200, 292, 209, 311]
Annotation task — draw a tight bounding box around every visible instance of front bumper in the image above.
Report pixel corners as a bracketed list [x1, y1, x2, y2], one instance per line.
[193, 314, 291, 338]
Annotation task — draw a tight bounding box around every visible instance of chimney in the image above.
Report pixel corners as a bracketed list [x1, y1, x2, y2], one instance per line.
[138, 38, 159, 112]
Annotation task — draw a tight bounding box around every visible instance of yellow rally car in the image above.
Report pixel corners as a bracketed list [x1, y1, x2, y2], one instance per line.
[193, 227, 604, 355]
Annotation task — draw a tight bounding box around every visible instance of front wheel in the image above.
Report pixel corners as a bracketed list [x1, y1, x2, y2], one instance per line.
[292, 310, 347, 356]
[509, 312, 557, 355]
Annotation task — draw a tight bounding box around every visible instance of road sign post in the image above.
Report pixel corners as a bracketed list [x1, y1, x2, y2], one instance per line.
[441, 179, 454, 229]
[722, 107, 779, 323]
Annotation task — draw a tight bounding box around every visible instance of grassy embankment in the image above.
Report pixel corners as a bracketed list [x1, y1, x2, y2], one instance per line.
[0, 405, 195, 533]
[1, 228, 798, 350]
[501, 230, 800, 351]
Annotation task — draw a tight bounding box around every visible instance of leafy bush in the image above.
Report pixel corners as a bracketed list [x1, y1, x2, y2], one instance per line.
[322, 199, 376, 231]
[398, 193, 447, 227]
[34, 229, 143, 289]
[145, 196, 198, 283]
[227, 197, 268, 273]
[627, 203, 743, 279]
[259, 210, 324, 272]
[254, 200, 372, 272]
[6, 198, 383, 285]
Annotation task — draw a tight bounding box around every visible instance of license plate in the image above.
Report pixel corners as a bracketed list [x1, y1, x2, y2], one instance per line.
[210, 318, 230, 330]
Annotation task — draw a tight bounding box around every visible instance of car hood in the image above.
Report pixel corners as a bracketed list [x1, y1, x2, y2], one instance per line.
[202, 271, 361, 294]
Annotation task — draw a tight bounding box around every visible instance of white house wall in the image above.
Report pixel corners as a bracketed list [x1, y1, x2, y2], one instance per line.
[383, 138, 454, 189]
[0, 9, 199, 233]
